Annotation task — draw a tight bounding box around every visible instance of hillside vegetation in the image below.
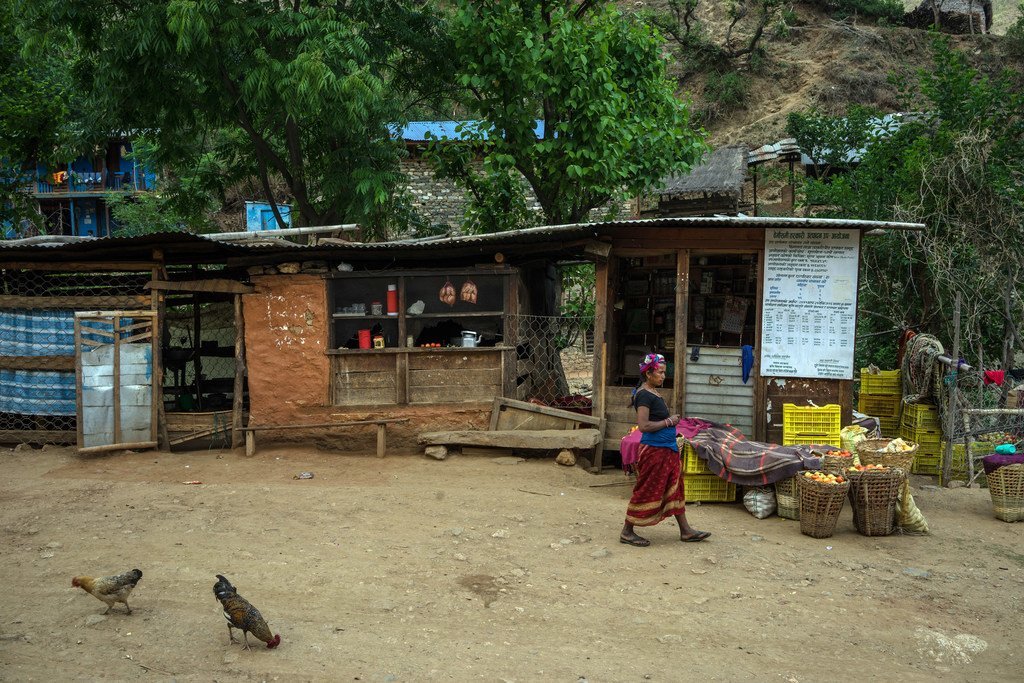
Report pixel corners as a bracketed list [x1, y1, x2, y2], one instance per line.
[652, 1, 1023, 145]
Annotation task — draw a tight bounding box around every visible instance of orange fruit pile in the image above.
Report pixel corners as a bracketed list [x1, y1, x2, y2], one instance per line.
[803, 471, 845, 484]
[848, 464, 888, 472]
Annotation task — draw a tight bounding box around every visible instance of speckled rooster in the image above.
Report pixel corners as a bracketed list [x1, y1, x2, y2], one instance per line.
[213, 574, 281, 650]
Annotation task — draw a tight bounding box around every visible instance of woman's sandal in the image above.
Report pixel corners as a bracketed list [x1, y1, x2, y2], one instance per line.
[681, 530, 711, 543]
[619, 533, 651, 547]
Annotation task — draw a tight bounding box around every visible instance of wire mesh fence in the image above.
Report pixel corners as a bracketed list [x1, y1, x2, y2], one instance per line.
[0, 268, 152, 444]
[163, 301, 238, 413]
[508, 314, 594, 411]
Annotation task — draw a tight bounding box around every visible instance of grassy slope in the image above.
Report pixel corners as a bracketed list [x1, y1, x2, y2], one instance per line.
[650, 1, 1024, 146]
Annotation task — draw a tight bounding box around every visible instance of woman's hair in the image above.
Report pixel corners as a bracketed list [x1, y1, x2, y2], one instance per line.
[628, 353, 665, 408]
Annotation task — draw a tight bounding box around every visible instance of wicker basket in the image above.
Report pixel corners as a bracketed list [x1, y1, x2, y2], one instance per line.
[988, 464, 1024, 523]
[797, 474, 850, 538]
[846, 467, 906, 536]
[775, 476, 800, 521]
[857, 438, 919, 473]
[822, 453, 855, 475]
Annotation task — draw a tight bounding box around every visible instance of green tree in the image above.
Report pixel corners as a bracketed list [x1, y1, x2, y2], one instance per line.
[18, 0, 448, 237]
[0, 0, 74, 234]
[440, 0, 707, 228]
[787, 39, 1024, 379]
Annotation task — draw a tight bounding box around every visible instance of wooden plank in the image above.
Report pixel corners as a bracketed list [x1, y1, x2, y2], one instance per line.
[591, 259, 609, 472]
[491, 396, 602, 426]
[232, 293, 246, 448]
[0, 295, 150, 309]
[376, 423, 386, 458]
[0, 355, 75, 371]
[146, 279, 255, 294]
[409, 368, 501, 387]
[0, 429, 76, 445]
[753, 246, 765, 440]
[112, 314, 121, 444]
[418, 429, 602, 449]
[77, 440, 158, 455]
[496, 410, 574, 432]
[0, 261, 156, 272]
[674, 249, 689, 416]
[407, 350, 501, 371]
[245, 418, 407, 432]
[332, 353, 396, 373]
[409, 384, 501, 404]
[168, 426, 224, 446]
[333, 371, 396, 391]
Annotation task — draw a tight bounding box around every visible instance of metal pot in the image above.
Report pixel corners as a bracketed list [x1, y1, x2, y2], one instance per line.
[461, 331, 482, 348]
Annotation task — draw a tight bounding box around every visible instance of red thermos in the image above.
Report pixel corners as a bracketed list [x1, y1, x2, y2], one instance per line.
[386, 284, 398, 316]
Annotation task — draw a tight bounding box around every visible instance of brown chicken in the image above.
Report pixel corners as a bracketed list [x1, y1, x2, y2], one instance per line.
[71, 569, 143, 614]
[213, 574, 281, 650]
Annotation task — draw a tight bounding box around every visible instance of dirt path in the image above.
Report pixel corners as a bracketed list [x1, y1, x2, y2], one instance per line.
[1, 445, 1022, 681]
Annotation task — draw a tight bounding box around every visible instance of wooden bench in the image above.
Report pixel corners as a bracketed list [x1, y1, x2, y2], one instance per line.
[241, 418, 409, 457]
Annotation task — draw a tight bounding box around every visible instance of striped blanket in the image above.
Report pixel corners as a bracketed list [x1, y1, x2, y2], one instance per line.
[688, 422, 823, 486]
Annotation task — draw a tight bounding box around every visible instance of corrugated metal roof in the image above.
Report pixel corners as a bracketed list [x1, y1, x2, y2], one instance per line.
[395, 120, 546, 142]
[748, 138, 800, 165]
[0, 216, 924, 266]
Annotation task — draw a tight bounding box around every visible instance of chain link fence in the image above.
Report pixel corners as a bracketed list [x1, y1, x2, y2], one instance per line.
[508, 314, 594, 412]
[0, 268, 152, 444]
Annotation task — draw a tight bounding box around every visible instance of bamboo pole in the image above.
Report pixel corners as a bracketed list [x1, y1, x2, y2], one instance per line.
[942, 292, 960, 487]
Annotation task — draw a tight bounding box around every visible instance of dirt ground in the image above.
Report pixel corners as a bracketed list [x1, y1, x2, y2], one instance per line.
[1, 444, 1022, 682]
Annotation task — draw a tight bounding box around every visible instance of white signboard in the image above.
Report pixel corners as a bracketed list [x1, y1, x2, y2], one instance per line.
[760, 228, 860, 379]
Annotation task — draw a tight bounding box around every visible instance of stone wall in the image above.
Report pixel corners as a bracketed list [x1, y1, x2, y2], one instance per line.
[400, 158, 636, 230]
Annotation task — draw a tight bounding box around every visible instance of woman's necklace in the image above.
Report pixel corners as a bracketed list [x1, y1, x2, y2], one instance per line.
[643, 382, 659, 397]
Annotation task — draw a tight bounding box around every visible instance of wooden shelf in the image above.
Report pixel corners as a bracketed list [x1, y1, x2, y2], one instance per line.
[327, 346, 509, 356]
[332, 314, 399, 320]
[408, 311, 503, 319]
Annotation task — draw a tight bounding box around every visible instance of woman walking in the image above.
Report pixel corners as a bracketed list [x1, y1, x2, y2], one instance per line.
[620, 353, 711, 546]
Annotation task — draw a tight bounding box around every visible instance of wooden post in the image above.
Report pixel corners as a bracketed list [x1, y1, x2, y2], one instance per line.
[192, 283, 203, 409]
[112, 314, 121, 444]
[151, 250, 168, 450]
[674, 249, 690, 417]
[942, 292, 961, 486]
[245, 430, 256, 457]
[231, 293, 246, 448]
[590, 259, 609, 472]
[74, 318, 84, 449]
[376, 423, 387, 458]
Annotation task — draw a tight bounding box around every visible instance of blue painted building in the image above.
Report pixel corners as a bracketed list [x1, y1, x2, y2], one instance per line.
[245, 201, 293, 231]
[15, 138, 157, 238]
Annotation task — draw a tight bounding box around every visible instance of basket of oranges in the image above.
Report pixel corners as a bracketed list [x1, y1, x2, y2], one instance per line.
[845, 464, 906, 536]
[820, 449, 855, 475]
[797, 470, 850, 538]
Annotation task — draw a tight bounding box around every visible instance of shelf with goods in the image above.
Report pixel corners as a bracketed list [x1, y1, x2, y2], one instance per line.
[617, 263, 677, 383]
[328, 269, 511, 351]
[686, 253, 758, 349]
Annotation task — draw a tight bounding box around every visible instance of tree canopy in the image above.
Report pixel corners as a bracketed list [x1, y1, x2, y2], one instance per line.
[434, 0, 707, 228]
[787, 38, 1024, 373]
[16, 0, 448, 236]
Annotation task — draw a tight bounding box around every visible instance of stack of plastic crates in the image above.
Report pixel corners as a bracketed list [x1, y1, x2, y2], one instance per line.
[782, 404, 841, 448]
[858, 369, 901, 437]
[939, 441, 995, 486]
[680, 442, 736, 502]
[899, 402, 942, 474]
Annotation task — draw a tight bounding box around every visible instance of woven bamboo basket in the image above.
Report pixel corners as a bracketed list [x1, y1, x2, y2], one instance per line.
[822, 453, 855, 475]
[988, 464, 1024, 523]
[775, 476, 800, 521]
[857, 438, 919, 473]
[797, 474, 850, 538]
[846, 467, 906, 536]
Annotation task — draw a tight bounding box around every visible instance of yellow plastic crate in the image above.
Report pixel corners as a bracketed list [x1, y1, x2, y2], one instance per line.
[900, 426, 942, 457]
[860, 369, 901, 395]
[783, 404, 842, 447]
[877, 416, 900, 438]
[939, 442, 994, 485]
[682, 443, 712, 475]
[901, 402, 940, 430]
[858, 393, 901, 418]
[912, 453, 941, 476]
[684, 474, 736, 502]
